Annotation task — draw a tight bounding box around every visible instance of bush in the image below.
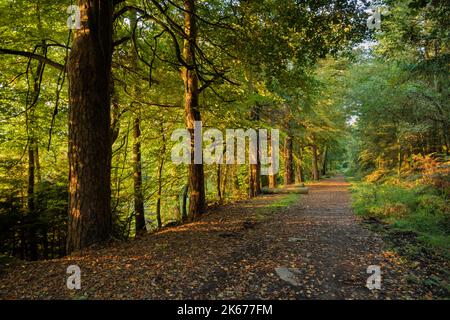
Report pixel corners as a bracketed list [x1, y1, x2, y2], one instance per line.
[351, 182, 417, 218]
[351, 181, 450, 252]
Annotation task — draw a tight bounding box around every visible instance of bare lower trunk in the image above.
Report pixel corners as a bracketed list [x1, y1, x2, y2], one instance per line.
[217, 164, 222, 202]
[35, 146, 41, 184]
[67, 0, 113, 253]
[248, 71, 261, 197]
[221, 163, 228, 200]
[27, 140, 37, 260]
[284, 136, 294, 185]
[26, 39, 46, 260]
[233, 164, 240, 194]
[268, 138, 277, 188]
[156, 176, 163, 229]
[133, 117, 146, 234]
[295, 147, 304, 184]
[183, 0, 205, 220]
[248, 116, 261, 197]
[321, 146, 328, 176]
[312, 143, 320, 181]
[249, 162, 261, 197]
[181, 184, 189, 223]
[156, 124, 166, 229]
[269, 174, 277, 188]
[130, 12, 146, 235]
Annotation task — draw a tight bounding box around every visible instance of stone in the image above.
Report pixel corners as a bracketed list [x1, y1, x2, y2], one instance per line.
[275, 267, 302, 286]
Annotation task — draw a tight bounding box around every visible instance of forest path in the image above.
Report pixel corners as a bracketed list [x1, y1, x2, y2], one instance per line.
[0, 176, 424, 299]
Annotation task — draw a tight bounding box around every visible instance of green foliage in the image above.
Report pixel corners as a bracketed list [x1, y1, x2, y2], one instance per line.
[4, 0, 446, 261]
[351, 181, 450, 253]
[0, 180, 67, 259]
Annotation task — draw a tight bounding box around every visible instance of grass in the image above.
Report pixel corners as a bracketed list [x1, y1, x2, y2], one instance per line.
[350, 181, 450, 256]
[255, 193, 300, 221]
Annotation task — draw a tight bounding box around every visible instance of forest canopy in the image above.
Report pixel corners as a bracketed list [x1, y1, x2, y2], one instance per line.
[0, 0, 448, 262]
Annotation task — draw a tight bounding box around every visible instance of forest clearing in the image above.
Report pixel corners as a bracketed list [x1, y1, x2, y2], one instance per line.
[0, 0, 449, 302]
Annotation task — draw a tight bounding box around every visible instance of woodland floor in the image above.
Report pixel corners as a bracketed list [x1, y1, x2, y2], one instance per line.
[0, 176, 448, 300]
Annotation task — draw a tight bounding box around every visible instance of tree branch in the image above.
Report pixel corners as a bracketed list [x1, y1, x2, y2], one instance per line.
[0, 48, 64, 71]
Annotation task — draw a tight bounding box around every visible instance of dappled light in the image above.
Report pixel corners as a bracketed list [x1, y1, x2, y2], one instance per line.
[0, 0, 448, 302]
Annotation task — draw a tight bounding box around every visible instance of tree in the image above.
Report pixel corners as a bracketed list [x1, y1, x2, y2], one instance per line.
[0, 0, 371, 259]
[130, 10, 146, 235]
[182, 0, 206, 220]
[66, 0, 114, 253]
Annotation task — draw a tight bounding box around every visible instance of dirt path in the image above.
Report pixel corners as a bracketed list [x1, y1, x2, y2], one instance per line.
[0, 176, 429, 299]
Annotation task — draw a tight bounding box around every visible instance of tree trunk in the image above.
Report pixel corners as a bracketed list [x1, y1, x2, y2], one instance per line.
[311, 141, 320, 181]
[130, 11, 146, 235]
[268, 138, 277, 188]
[27, 139, 37, 260]
[295, 147, 304, 184]
[321, 146, 328, 176]
[183, 0, 205, 220]
[247, 69, 261, 197]
[156, 170, 163, 229]
[269, 174, 277, 188]
[180, 184, 189, 223]
[35, 146, 41, 184]
[133, 117, 146, 234]
[248, 119, 261, 196]
[26, 38, 46, 260]
[233, 164, 240, 194]
[249, 160, 261, 197]
[156, 123, 166, 229]
[221, 162, 228, 200]
[67, 0, 113, 253]
[217, 164, 222, 203]
[284, 135, 294, 185]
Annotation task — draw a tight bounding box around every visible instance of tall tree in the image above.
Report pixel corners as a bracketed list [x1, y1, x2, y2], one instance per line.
[284, 135, 295, 185]
[182, 0, 206, 220]
[66, 0, 114, 253]
[130, 11, 146, 235]
[311, 137, 320, 181]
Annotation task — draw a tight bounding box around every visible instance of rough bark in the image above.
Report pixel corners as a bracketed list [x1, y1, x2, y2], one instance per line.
[35, 147, 41, 184]
[155, 123, 166, 229]
[248, 116, 261, 197]
[182, 0, 205, 220]
[221, 162, 228, 200]
[268, 138, 277, 188]
[27, 139, 37, 260]
[233, 164, 240, 194]
[180, 184, 189, 223]
[247, 70, 261, 198]
[249, 160, 261, 197]
[295, 147, 304, 184]
[217, 164, 222, 202]
[67, 0, 113, 253]
[284, 135, 294, 185]
[321, 146, 328, 176]
[133, 116, 146, 234]
[269, 174, 277, 189]
[311, 142, 320, 181]
[26, 37, 46, 260]
[130, 10, 146, 235]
